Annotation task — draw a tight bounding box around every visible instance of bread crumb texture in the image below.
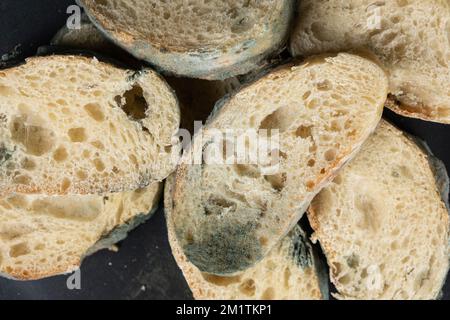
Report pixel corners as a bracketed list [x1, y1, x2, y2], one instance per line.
[290, 0, 450, 123]
[79, 0, 294, 79]
[165, 176, 326, 300]
[0, 183, 162, 280]
[172, 53, 387, 275]
[0, 55, 180, 196]
[309, 121, 449, 300]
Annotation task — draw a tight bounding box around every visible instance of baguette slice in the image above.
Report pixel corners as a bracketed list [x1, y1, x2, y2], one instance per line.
[165, 176, 328, 300]
[290, 0, 450, 124]
[308, 120, 450, 300]
[0, 55, 180, 196]
[0, 183, 162, 280]
[172, 53, 388, 275]
[77, 0, 294, 80]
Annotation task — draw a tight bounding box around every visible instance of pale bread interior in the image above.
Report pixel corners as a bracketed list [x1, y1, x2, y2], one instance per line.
[290, 0, 450, 123]
[80, 0, 289, 52]
[0, 183, 162, 280]
[165, 176, 327, 300]
[309, 120, 449, 300]
[172, 53, 388, 275]
[0, 55, 180, 196]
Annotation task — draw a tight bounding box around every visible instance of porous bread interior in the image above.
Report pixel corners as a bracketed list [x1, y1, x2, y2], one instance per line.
[290, 0, 450, 123]
[0, 55, 180, 196]
[0, 183, 162, 280]
[165, 176, 325, 300]
[309, 120, 449, 300]
[172, 53, 388, 275]
[81, 0, 288, 52]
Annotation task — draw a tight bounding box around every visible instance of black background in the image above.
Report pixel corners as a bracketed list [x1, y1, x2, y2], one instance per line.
[0, 0, 448, 300]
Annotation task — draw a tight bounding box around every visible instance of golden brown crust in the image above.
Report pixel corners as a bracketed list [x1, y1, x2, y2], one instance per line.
[385, 95, 450, 125]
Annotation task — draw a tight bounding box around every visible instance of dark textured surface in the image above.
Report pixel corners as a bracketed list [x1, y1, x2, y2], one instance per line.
[0, 0, 449, 300]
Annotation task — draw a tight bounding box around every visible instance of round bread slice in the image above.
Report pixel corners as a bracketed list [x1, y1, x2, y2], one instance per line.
[165, 175, 328, 300]
[0, 183, 162, 280]
[308, 120, 449, 300]
[171, 53, 388, 275]
[290, 0, 450, 124]
[0, 55, 180, 196]
[77, 0, 294, 80]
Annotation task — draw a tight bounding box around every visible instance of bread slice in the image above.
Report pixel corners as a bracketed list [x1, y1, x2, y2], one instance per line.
[0, 55, 180, 196]
[171, 53, 388, 275]
[0, 183, 162, 280]
[165, 175, 328, 300]
[77, 0, 294, 80]
[290, 0, 450, 124]
[308, 120, 449, 300]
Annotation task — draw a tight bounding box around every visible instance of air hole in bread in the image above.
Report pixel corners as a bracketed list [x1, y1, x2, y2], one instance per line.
[324, 149, 337, 162]
[61, 178, 71, 192]
[31, 197, 101, 221]
[6, 195, 27, 208]
[0, 85, 14, 96]
[316, 80, 332, 91]
[261, 287, 275, 300]
[91, 141, 105, 150]
[284, 267, 291, 289]
[355, 196, 380, 232]
[84, 103, 105, 122]
[68, 128, 87, 142]
[10, 116, 55, 156]
[56, 99, 67, 106]
[259, 236, 268, 247]
[235, 164, 260, 178]
[259, 105, 296, 132]
[306, 180, 315, 190]
[53, 147, 68, 162]
[82, 150, 91, 159]
[201, 273, 242, 286]
[306, 99, 319, 109]
[93, 158, 106, 172]
[264, 173, 287, 192]
[333, 175, 343, 185]
[338, 274, 351, 285]
[13, 174, 31, 185]
[116, 84, 148, 121]
[239, 279, 256, 296]
[204, 196, 237, 216]
[10, 242, 30, 258]
[346, 254, 360, 269]
[34, 244, 45, 251]
[129, 154, 138, 168]
[295, 125, 313, 139]
[20, 158, 36, 171]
